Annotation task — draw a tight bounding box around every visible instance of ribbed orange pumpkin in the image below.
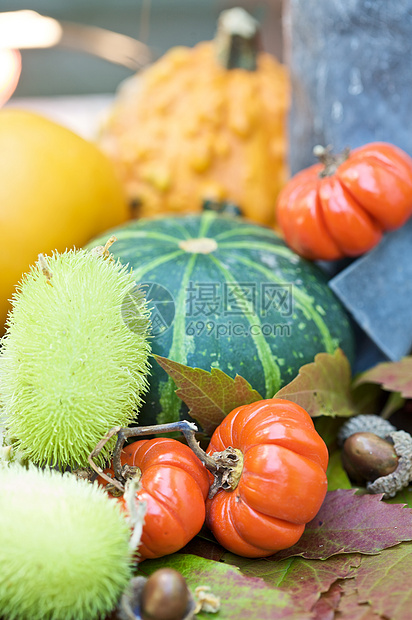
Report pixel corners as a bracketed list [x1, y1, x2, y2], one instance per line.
[99, 8, 289, 226]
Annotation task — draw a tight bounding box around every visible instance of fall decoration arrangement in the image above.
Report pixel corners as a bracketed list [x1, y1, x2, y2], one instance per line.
[2, 5, 412, 620]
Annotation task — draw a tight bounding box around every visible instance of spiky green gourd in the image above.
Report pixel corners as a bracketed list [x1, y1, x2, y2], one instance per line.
[0, 247, 151, 468]
[0, 465, 133, 620]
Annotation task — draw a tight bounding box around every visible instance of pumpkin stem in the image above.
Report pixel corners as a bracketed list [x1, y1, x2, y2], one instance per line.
[314, 145, 350, 177]
[215, 7, 261, 71]
[89, 420, 244, 498]
[182, 430, 244, 498]
[88, 420, 200, 492]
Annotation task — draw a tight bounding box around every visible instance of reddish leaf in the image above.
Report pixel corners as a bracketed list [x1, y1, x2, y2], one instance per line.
[154, 355, 262, 435]
[274, 489, 412, 560]
[352, 543, 412, 620]
[311, 581, 343, 620]
[223, 552, 360, 614]
[353, 357, 412, 398]
[336, 579, 383, 619]
[275, 349, 355, 417]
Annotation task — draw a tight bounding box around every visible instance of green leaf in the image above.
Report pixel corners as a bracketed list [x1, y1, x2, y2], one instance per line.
[326, 450, 352, 491]
[138, 554, 309, 619]
[314, 416, 345, 450]
[154, 355, 262, 435]
[353, 357, 412, 398]
[274, 349, 355, 418]
[379, 390, 405, 420]
[350, 380, 384, 416]
[385, 486, 412, 508]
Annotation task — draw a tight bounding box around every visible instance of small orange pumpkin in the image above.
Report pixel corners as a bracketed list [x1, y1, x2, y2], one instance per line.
[99, 8, 289, 226]
[276, 143, 412, 261]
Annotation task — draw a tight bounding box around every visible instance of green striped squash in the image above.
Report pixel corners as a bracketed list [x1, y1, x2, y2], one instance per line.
[88, 212, 355, 426]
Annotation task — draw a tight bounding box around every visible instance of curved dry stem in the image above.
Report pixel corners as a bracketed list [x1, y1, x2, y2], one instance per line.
[314, 144, 350, 177]
[89, 419, 244, 500]
[88, 420, 200, 493]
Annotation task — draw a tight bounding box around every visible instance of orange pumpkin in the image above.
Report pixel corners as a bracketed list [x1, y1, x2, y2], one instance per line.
[99, 8, 289, 226]
[276, 143, 412, 261]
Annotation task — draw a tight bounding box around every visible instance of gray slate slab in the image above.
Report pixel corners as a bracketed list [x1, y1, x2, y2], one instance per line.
[284, 0, 412, 174]
[329, 219, 412, 362]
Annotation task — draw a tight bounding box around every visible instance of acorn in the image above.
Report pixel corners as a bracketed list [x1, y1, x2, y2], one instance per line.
[0, 241, 151, 469]
[339, 415, 412, 499]
[114, 570, 195, 620]
[141, 569, 190, 620]
[342, 432, 399, 483]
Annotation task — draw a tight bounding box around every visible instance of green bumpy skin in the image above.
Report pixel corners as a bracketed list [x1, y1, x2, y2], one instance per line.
[0, 465, 133, 620]
[0, 248, 151, 468]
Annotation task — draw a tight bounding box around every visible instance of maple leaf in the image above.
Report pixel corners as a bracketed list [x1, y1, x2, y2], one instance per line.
[353, 357, 412, 398]
[274, 489, 412, 560]
[274, 349, 355, 417]
[154, 355, 262, 435]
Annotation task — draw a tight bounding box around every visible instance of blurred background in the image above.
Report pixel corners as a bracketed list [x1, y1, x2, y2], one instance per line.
[0, 1, 283, 98]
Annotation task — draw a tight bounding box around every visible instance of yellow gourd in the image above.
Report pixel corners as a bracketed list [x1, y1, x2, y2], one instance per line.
[99, 8, 289, 226]
[0, 109, 129, 332]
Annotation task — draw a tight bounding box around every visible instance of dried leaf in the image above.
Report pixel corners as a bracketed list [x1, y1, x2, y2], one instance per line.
[351, 543, 412, 620]
[274, 349, 355, 418]
[154, 355, 262, 435]
[353, 357, 412, 398]
[274, 489, 412, 560]
[138, 554, 310, 619]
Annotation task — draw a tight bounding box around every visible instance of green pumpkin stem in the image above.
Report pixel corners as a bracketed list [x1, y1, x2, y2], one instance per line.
[215, 7, 261, 71]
